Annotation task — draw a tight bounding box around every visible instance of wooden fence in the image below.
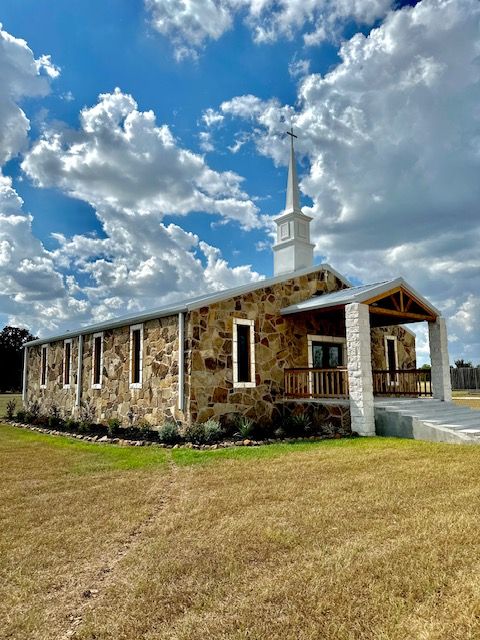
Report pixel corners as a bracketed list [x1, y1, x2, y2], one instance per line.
[451, 368, 480, 391]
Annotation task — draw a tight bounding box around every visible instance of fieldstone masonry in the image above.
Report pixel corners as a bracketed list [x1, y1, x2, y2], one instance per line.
[345, 303, 375, 436]
[429, 316, 452, 402]
[25, 266, 418, 429]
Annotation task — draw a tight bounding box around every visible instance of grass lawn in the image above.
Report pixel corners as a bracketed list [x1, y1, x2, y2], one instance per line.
[1, 424, 480, 639]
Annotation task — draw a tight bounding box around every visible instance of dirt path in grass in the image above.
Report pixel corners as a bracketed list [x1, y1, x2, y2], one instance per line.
[59, 459, 180, 640]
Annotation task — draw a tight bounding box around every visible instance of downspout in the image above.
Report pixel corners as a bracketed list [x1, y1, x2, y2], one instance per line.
[76, 334, 84, 410]
[22, 346, 28, 407]
[178, 312, 185, 412]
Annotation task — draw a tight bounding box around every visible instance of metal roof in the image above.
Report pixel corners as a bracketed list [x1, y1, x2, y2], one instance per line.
[24, 263, 350, 347]
[280, 277, 440, 316]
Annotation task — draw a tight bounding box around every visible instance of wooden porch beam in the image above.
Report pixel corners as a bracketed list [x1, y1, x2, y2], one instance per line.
[369, 307, 436, 322]
[364, 286, 402, 306]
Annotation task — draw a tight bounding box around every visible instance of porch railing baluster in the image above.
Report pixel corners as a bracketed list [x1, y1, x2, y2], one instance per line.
[284, 368, 432, 399]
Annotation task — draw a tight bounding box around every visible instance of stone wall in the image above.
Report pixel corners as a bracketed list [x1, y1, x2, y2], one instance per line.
[371, 325, 416, 370]
[25, 338, 78, 414]
[26, 315, 183, 426]
[280, 401, 351, 437]
[186, 268, 348, 424]
[25, 266, 418, 428]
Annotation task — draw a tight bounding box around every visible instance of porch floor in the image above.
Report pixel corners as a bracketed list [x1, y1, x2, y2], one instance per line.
[276, 397, 435, 408]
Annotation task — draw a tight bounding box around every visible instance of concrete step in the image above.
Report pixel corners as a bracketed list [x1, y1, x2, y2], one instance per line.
[375, 400, 480, 444]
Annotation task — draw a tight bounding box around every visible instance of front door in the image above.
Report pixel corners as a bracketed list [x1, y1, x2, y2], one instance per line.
[311, 342, 343, 369]
[311, 341, 345, 396]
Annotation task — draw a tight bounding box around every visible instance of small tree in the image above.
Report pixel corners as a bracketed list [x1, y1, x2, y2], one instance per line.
[0, 326, 37, 392]
[455, 359, 473, 368]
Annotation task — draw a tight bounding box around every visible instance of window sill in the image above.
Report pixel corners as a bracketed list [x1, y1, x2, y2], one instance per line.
[233, 382, 256, 388]
[91, 384, 102, 390]
[130, 383, 142, 389]
[63, 384, 71, 390]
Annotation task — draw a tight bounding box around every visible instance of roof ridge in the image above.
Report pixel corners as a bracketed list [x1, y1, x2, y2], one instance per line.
[24, 263, 350, 347]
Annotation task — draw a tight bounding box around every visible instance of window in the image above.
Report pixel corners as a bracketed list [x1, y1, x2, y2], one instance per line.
[130, 324, 143, 388]
[63, 339, 72, 388]
[384, 336, 398, 384]
[40, 344, 48, 388]
[233, 318, 255, 388]
[280, 222, 290, 240]
[92, 332, 103, 388]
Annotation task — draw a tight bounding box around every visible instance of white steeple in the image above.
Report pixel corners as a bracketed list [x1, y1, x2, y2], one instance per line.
[272, 128, 314, 276]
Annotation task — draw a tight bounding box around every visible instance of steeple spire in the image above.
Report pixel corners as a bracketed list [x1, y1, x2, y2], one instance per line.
[272, 127, 314, 276]
[285, 128, 300, 212]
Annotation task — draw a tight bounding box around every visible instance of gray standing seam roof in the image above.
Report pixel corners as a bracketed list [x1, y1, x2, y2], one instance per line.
[24, 263, 350, 347]
[280, 277, 440, 316]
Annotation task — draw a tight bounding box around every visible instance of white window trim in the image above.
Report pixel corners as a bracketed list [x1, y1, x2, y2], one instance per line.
[129, 324, 144, 389]
[40, 344, 48, 389]
[233, 318, 256, 388]
[307, 335, 346, 368]
[91, 332, 104, 389]
[63, 339, 73, 389]
[384, 335, 399, 385]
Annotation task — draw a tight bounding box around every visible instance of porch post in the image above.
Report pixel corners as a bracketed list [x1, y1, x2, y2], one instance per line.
[428, 316, 452, 401]
[345, 302, 375, 436]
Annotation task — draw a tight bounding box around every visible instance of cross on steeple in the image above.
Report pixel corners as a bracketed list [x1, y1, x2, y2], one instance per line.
[285, 126, 300, 212]
[286, 127, 297, 140]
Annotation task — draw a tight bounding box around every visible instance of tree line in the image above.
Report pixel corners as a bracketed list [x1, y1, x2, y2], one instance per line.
[0, 326, 37, 392]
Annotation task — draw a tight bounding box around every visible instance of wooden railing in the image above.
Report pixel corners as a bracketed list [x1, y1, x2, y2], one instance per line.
[284, 368, 432, 399]
[284, 368, 349, 399]
[372, 369, 432, 397]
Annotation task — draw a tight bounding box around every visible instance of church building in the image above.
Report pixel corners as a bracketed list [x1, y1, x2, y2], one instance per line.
[23, 133, 452, 436]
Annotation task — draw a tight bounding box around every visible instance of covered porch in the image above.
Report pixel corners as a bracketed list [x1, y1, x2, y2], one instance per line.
[280, 278, 452, 436]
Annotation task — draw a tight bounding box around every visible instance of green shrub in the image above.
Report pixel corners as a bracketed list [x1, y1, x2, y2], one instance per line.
[65, 417, 79, 432]
[25, 400, 40, 423]
[183, 419, 224, 445]
[274, 426, 286, 439]
[78, 421, 92, 435]
[5, 399, 16, 419]
[286, 413, 312, 437]
[235, 416, 255, 439]
[16, 409, 26, 423]
[47, 404, 64, 429]
[202, 418, 223, 443]
[138, 420, 157, 441]
[182, 422, 208, 445]
[158, 421, 181, 445]
[107, 418, 121, 438]
[80, 400, 95, 425]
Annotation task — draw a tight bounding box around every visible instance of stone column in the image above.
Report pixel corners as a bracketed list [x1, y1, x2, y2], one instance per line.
[345, 303, 375, 436]
[428, 316, 452, 401]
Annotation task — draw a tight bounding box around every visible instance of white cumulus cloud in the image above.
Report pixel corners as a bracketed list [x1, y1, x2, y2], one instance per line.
[145, 0, 395, 59]
[216, 0, 480, 363]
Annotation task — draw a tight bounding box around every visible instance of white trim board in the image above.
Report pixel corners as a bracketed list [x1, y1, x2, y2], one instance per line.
[91, 332, 104, 389]
[129, 324, 144, 389]
[232, 318, 256, 388]
[63, 339, 72, 389]
[40, 344, 48, 388]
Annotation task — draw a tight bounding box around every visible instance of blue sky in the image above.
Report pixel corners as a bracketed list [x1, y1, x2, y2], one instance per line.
[0, 0, 479, 364]
[2, 0, 343, 273]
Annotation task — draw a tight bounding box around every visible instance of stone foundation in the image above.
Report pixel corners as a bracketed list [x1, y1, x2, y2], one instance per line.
[278, 401, 352, 437]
